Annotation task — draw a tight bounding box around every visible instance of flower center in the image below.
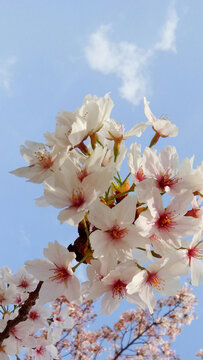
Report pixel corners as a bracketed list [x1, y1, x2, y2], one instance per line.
[156, 212, 175, 231]
[112, 279, 127, 298]
[50, 266, 71, 283]
[71, 190, 85, 208]
[19, 279, 29, 289]
[35, 149, 54, 169]
[10, 327, 18, 337]
[36, 346, 45, 355]
[157, 173, 179, 191]
[29, 310, 40, 321]
[56, 316, 62, 322]
[77, 168, 88, 182]
[108, 225, 128, 240]
[187, 247, 203, 259]
[136, 167, 146, 182]
[108, 122, 125, 140]
[146, 272, 165, 291]
[16, 296, 22, 304]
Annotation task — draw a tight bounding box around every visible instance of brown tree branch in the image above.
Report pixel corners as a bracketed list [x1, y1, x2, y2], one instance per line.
[0, 281, 43, 345]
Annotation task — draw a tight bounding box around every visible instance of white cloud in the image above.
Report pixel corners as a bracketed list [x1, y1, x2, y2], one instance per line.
[20, 229, 31, 247]
[85, 25, 152, 105]
[0, 56, 17, 94]
[155, 5, 179, 52]
[85, 5, 179, 105]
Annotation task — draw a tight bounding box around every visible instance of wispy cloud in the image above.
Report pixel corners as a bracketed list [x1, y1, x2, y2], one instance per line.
[85, 5, 179, 105]
[20, 229, 31, 247]
[0, 56, 17, 94]
[155, 5, 179, 52]
[85, 24, 152, 105]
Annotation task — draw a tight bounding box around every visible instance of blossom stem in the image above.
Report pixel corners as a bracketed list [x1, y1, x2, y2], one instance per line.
[82, 217, 90, 248]
[72, 249, 92, 271]
[110, 184, 135, 202]
[96, 135, 104, 148]
[122, 172, 131, 185]
[149, 132, 160, 148]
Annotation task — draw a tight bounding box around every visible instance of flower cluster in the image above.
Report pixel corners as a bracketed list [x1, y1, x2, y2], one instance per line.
[28, 287, 198, 359]
[0, 94, 202, 358]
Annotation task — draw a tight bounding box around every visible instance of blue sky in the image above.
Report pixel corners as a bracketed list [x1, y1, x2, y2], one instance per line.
[1, 1, 203, 358]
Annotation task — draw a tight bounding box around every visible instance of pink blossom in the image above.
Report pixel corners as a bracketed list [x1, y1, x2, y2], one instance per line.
[25, 241, 80, 304]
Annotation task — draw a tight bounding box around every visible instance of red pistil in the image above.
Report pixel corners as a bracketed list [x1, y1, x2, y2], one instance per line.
[35, 150, 54, 169]
[136, 167, 146, 182]
[29, 310, 39, 321]
[36, 346, 44, 354]
[108, 225, 128, 240]
[50, 266, 71, 283]
[77, 168, 88, 182]
[146, 272, 165, 290]
[16, 296, 22, 304]
[71, 190, 85, 208]
[112, 279, 127, 298]
[10, 327, 20, 340]
[157, 173, 179, 191]
[156, 212, 175, 231]
[187, 247, 201, 259]
[19, 279, 29, 289]
[187, 247, 203, 266]
[40, 155, 54, 169]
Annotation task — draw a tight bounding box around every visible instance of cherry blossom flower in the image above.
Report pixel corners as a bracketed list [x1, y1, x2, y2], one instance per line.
[0, 342, 10, 360]
[55, 109, 87, 148]
[135, 188, 201, 246]
[7, 266, 36, 293]
[174, 231, 203, 286]
[36, 156, 114, 226]
[1, 312, 27, 355]
[10, 141, 61, 184]
[185, 196, 203, 219]
[89, 195, 148, 268]
[0, 266, 13, 281]
[85, 262, 145, 315]
[21, 304, 52, 333]
[127, 257, 182, 313]
[129, 145, 203, 205]
[103, 118, 148, 141]
[102, 118, 148, 160]
[77, 93, 114, 136]
[128, 142, 146, 185]
[26, 343, 58, 360]
[144, 97, 178, 138]
[2, 93, 203, 357]
[54, 93, 114, 149]
[0, 281, 17, 306]
[144, 146, 203, 197]
[196, 349, 203, 359]
[53, 306, 74, 330]
[25, 241, 80, 304]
